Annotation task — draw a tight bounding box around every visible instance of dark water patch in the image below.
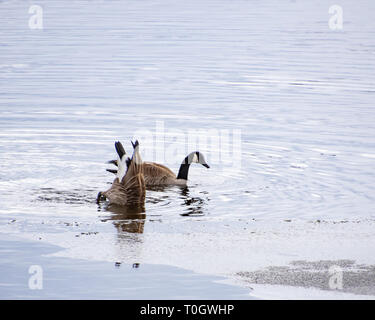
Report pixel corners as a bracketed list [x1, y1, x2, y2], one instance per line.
[236, 260, 375, 296]
[34, 187, 96, 205]
[180, 195, 206, 217]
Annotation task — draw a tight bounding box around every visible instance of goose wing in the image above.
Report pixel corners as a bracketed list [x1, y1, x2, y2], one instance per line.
[120, 140, 146, 204]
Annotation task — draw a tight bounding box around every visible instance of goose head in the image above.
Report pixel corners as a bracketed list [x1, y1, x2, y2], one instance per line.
[188, 151, 210, 168]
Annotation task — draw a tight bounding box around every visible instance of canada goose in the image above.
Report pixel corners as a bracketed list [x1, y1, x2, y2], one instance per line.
[107, 151, 210, 187]
[97, 140, 145, 206]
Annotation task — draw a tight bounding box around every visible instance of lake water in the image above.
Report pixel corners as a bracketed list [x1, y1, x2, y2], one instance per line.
[1, 0, 375, 299]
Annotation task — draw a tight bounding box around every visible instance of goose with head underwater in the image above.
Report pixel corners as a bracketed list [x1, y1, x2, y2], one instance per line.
[97, 140, 145, 206]
[106, 150, 210, 187]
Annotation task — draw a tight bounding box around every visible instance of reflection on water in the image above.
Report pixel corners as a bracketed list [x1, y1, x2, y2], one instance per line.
[99, 186, 209, 238]
[96, 185, 209, 245]
[179, 187, 207, 217]
[113, 218, 145, 235]
[146, 185, 209, 217]
[99, 203, 146, 234]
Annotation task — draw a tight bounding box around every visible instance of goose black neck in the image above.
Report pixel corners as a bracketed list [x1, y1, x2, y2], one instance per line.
[177, 163, 191, 180]
[177, 156, 191, 180]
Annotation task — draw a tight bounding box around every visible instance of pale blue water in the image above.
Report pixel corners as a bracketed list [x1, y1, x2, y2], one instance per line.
[0, 0, 375, 299]
[0, 234, 250, 299]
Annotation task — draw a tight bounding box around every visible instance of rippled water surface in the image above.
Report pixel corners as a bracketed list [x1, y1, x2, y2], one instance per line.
[1, 0, 375, 298]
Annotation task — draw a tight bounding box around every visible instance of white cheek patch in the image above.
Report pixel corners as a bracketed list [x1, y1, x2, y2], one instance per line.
[192, 153, 198, 163]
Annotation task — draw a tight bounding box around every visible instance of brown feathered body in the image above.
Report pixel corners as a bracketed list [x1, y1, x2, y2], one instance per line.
[142, 162, 186, 186]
